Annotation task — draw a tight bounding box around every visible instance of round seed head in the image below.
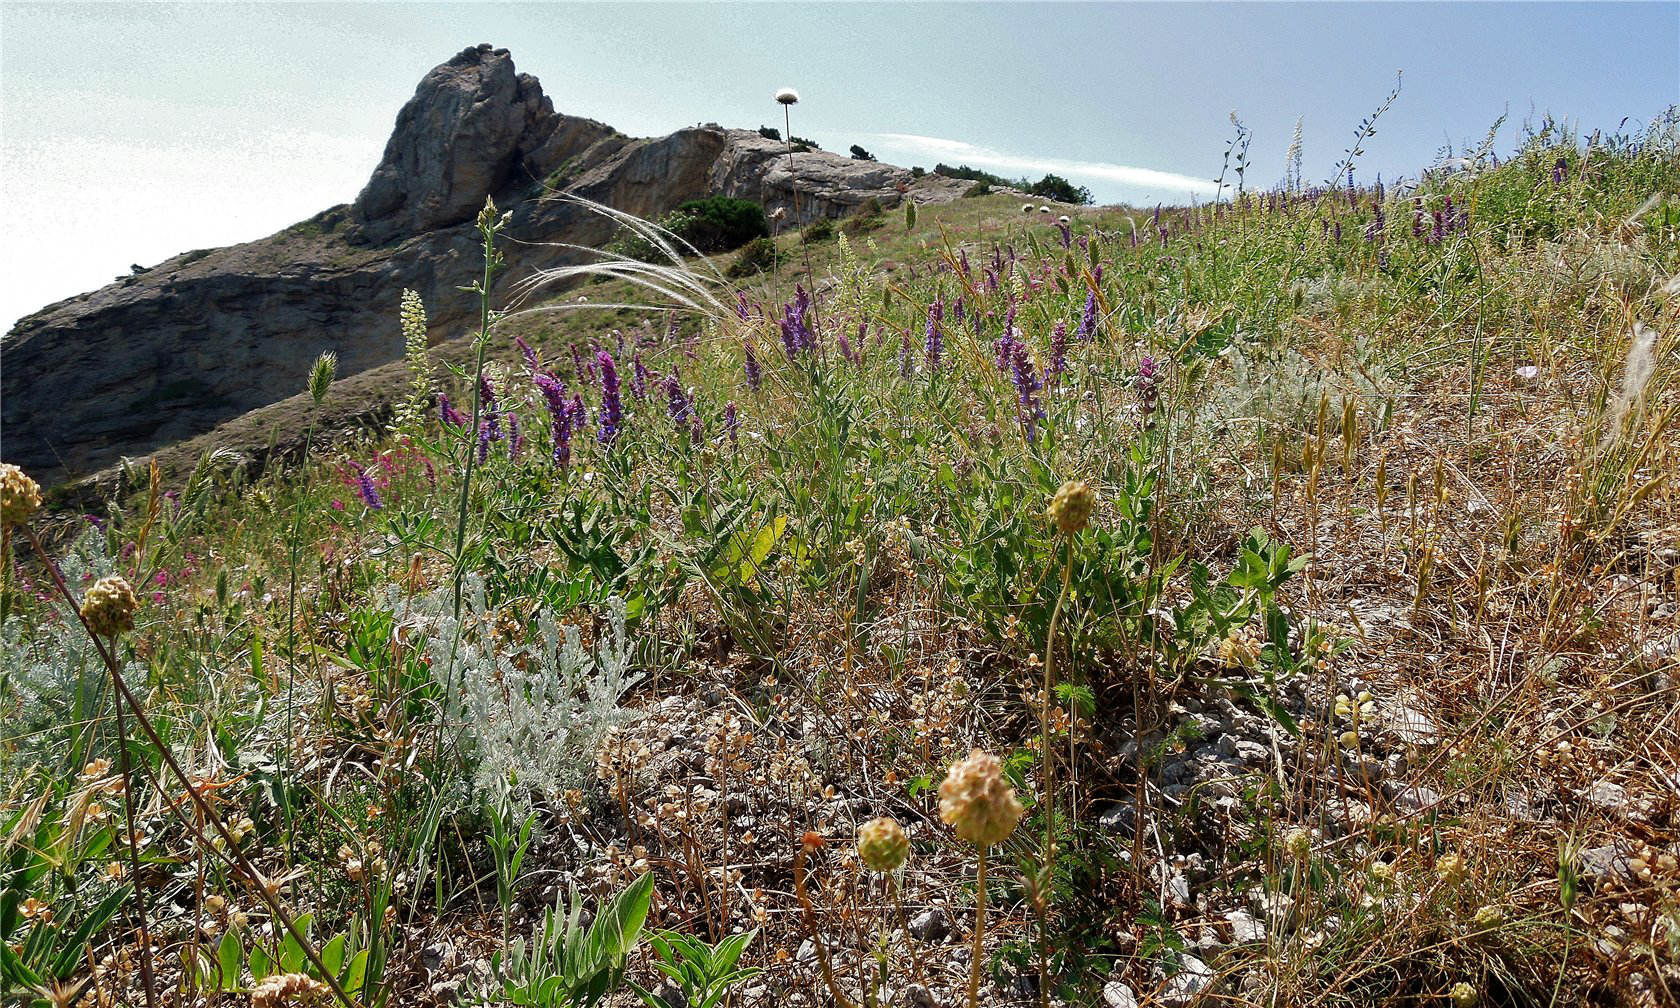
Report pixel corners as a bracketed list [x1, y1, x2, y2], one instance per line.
[1449, 982, 1478, 1007]
[80, 575, 139, 637]
[856, 816, 910, 873]
[1047, 480, 1096, 534]
[938, 749, 1023, 848]
[775, 88, 800, 105]
[0, 463, 42, 528]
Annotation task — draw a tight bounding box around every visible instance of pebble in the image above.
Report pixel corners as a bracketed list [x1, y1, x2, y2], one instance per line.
[908, 907, 949, 943]
[1102, 980, 1140, 1008]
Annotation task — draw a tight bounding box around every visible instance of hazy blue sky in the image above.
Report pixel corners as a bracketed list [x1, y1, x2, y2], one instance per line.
[3, 2, 1676, 328]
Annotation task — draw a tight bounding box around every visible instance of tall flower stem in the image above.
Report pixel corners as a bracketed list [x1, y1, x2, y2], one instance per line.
[108, 665, 159, 1008]
[23, 526, 358, 1008]
[968, 848, 989, 1008]
[782, 101, 823, 337]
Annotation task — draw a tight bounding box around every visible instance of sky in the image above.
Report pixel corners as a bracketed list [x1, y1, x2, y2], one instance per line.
[2, 2, 1676, 330]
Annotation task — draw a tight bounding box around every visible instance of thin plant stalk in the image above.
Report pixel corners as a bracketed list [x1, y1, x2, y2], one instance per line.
[23, 526, 360, 1008]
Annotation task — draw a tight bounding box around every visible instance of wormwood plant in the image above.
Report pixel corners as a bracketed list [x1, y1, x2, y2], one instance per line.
[397, 576, 639, 809]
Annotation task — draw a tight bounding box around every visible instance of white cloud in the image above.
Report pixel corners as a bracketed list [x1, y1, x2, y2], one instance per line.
[865, 132, 1218, 200]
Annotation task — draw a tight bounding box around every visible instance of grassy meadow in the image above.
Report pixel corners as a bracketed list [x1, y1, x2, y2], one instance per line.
[3, 112, 1679, 1008]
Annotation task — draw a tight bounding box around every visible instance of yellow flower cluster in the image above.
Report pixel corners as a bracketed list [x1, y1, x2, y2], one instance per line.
[856, 816, 910, 873]
[251, 972, 332, 1008]
[0, 463, 41, 528]
[80, 576, 139, 637]
[1047, 480, 1096, 535]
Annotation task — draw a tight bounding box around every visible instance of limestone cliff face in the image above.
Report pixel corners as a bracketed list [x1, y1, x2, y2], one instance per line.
[1, 44, 964, 486]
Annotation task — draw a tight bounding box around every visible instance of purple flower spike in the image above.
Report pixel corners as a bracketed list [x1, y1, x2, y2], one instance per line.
[1048, 320, 1069, 380]
[743, 340, 763, 391]
[665, 373, 691, 425]
[438, 392, 467, 428]
[597, 351, 623, 444]
[1076, 289, 1098, 342]
[724, 400, 739, 449]
[349, 462, 383, 510]
[507, 411, 524, 458]
[516, 336, 538, 371]
[992, 330, 1045, 442]
[924, 297, 944, 372]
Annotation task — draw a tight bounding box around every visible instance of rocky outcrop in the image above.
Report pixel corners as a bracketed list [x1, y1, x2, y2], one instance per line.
[2, 44, 969, 487]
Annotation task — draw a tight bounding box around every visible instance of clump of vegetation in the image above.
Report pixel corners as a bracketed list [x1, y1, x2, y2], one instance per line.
[935, 162, 1095, 204]
[801, 216, 835, 243]
[725, 235, 781, 278]
[4, 106, 1678, 1008]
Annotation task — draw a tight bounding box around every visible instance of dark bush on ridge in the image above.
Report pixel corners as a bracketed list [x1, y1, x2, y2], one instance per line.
[672, 196, 770, 253]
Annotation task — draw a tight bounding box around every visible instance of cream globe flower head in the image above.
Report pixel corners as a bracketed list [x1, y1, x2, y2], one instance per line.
[1047, 480, 1096, 535]
[939, 749, 1023, 848]
[1021, 203, 1035, 214]
[856, 816, 910, 873]
[81, 575, 139, 637]
[775, 88, 800, 105]
[0, 463, 42, 528]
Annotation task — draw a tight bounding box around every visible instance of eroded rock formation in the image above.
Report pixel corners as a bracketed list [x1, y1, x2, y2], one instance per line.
[1, 44, 965, 486]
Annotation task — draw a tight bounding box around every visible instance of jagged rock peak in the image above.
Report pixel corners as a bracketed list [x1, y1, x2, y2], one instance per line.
[349, 44, 559, 244]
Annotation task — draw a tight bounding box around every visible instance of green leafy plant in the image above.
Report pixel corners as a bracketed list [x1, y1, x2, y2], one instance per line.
[493, 873, 654, 1008]
[635, 928, 761, 1008]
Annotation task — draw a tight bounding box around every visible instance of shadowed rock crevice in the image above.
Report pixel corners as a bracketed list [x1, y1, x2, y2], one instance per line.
[2, 44, 967, 487]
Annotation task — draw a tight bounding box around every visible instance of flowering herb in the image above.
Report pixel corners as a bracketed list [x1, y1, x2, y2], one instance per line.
[923, 296, 944, 372]
[1076, 289, 1098, 342]
[724, 400, 739, 449]
[665, 373, 692, 426]
[1048, 320, 1070, 380]
[993, 330, 1045, 442]
[597, 351, 623, 444]
[516, 336, 538, 371]
[438, 392, 467, 428]
[349, 462, 383, 510]
[744, 340, 763, 391]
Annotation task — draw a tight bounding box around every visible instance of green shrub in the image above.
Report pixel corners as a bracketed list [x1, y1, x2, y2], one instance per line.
[964, 181, 992, 198]
[1026, 173, 1094, 205]
[672, 196, 770, 253]
[725, 236, 782, 278]
[802, 218, 836, 243]
[757, 125, 781, 141]
[850, 144, 877, 161]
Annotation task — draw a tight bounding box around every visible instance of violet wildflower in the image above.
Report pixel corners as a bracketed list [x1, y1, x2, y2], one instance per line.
[1134, 355, 1161, 429]
[899, 329, 915, 378]
[477, 422, 492, 462]
[993, 331, 1046, 442]
[1412, 198, 1425, 238]
[1048, 320, 1070, 380]
[507, 411, 524, 458]
[438, 392, 467, 428]
[1076, 289, 1098, 341]
[724, 400, 739, 449]
[689, 413, 703, 445]
[838, 329, 854, 365]
[478, 374, 502, 441]
[597, 351, 623, 444]
[1552, 156, 1567, 184]
[534, 372, 569, 420]
[552, 409, 572, 469]
[665, 373, 692, 426]
[779, 287, 813, 358]
[1333, 221, 1342, 243]
[350, 462, 383, 510]
[1056, 221, 1071, 248]
[743, 340, 763, 391]
[736, 292, 752, 321]
[516, 336, 538, 371]
[569, 393, 587, 436]
[1364, 201, 1386, 242]
[924, 297, 944, 372]
[632, 355, 650, 401]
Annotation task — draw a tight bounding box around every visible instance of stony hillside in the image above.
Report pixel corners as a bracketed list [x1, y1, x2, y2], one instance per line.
[2, 44, 966, 487]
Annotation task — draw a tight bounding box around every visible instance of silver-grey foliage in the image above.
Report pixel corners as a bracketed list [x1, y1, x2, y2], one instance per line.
[395, 576, 639, 810]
